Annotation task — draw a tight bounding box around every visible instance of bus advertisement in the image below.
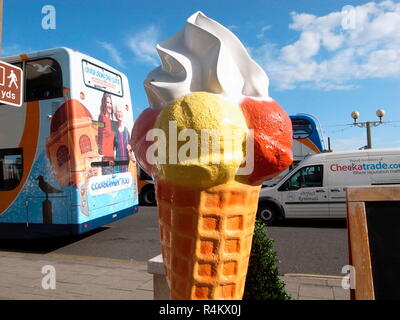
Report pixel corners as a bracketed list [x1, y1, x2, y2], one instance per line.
[0, 47, 139, 238]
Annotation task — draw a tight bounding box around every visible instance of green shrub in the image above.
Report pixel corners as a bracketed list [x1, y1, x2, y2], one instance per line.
[243, 219, 291, 300]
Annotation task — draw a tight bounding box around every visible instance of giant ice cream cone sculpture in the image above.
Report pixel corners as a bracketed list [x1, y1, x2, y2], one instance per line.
[132, 12, 293, 300]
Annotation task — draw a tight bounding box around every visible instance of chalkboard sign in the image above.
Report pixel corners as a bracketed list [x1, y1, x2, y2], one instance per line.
[346, 186, 400, 300]
[365, 201, 400, 300]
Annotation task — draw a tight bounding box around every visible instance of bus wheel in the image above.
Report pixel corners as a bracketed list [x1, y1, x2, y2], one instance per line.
[257, 203, 277, 225]
[140, 185, 157, 206]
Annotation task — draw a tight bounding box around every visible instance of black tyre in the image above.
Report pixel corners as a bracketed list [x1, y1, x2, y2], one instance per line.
[140, 185, 157, 206]
[257, 203, 278, 225]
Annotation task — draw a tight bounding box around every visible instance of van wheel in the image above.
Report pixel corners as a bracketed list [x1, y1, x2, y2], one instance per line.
[257, 203, 277, 225]
[140, 185, 157, 206]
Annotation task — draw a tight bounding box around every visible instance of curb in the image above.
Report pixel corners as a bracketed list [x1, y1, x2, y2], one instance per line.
[284, 273, 343, 280]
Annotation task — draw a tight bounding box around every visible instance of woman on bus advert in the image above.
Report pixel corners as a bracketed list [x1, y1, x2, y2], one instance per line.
[98, 92, 115, 175]
[114, 104, 131, 173]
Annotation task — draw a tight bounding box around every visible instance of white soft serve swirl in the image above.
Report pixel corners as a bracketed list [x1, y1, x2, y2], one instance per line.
[144, 11, 270, 109]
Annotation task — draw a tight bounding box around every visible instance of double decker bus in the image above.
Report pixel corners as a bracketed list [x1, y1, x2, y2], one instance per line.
[0, 47, 139, 238]
[290, 113, 327, 167]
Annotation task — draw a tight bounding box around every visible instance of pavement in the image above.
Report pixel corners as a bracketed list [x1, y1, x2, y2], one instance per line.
[0, 251, 153, 300]
[0, 250, 350, 300]
[281, 274, 350, 300]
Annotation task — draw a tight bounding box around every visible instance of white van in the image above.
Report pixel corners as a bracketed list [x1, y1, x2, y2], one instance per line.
[258, 148, 400, 224]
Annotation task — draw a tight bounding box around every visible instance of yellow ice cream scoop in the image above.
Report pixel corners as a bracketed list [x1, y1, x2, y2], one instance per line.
[153, 92, 248, 188]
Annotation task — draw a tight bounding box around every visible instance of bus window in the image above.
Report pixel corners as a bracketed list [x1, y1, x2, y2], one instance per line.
[0, 148, 23, 191]
[25, 58, 63, 101]
[292, 119, 312, 139]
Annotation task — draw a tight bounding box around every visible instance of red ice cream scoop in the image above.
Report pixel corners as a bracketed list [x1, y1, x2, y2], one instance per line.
[240, 97, 293, 185]
[131, 107, 161, 176]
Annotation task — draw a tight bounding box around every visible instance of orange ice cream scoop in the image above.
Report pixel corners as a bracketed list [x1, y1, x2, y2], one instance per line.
[240, 98, 293, 185]
[131, 107, 161, 176]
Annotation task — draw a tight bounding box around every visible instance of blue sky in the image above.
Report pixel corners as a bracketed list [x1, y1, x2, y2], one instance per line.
[3, 0, 400, 151]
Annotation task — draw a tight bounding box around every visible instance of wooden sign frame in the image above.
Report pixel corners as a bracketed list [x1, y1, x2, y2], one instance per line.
[346, 185, 400, 300]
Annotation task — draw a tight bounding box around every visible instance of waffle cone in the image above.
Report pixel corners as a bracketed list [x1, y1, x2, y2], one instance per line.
[155, 179, 261, 300]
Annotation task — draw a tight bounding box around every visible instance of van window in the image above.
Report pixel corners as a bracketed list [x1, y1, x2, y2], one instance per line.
[280, 165, 323, 191]
[0, 148, 23, 191]
[289, 160, 301, 170]
[25, 58, 63, 101]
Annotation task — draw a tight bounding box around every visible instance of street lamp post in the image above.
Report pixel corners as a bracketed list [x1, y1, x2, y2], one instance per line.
[351, 109, 385, 149]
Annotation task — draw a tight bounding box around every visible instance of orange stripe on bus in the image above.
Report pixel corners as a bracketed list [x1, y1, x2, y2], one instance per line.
[0, 101, 40, 215]
[297, 138, 321, 154]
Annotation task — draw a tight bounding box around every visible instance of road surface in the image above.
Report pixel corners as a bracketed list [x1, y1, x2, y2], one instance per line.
[0, 207, 348, 275]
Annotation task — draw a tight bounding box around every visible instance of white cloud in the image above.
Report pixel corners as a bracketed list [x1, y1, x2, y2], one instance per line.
[256, 25, 271, 39]
[98, 41, 124, 67]
[126, 26, 160, 66]
[254, 0, 400, 90]
[281, 31, 321, 63]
